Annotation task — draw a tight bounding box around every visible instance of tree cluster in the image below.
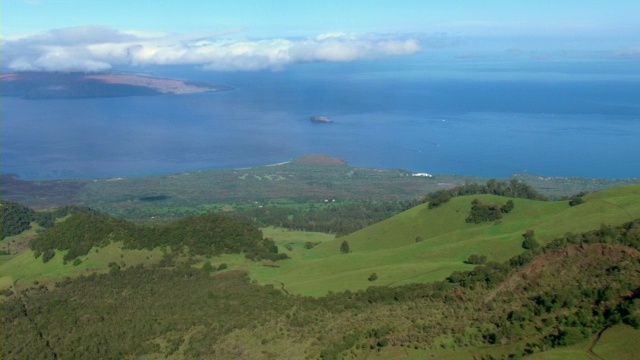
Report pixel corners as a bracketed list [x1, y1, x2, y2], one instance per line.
[427, 179, 546, 209]
[521, 230, 540, 250]
[465, 199, 514, 224]
[0, 201, 36, 238]
[31, 212, 287, 263]
[1, 201, 105, 239]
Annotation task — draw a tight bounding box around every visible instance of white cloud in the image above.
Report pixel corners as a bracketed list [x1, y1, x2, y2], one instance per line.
[2, 26, 421, 72]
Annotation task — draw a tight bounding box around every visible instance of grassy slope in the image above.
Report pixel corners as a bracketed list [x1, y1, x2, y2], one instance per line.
[0, 228, 334, 292]
[249, 184, 640, 296]
[0, 242, 163, 289]
[590, 325, 640, 360]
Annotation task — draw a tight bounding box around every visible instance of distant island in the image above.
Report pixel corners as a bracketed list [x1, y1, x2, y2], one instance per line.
[1, 72, 232, 99]
[310, 116, 333, 123]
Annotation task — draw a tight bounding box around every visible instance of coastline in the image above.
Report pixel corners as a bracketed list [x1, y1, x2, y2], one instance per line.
[1, 71, 232, 99]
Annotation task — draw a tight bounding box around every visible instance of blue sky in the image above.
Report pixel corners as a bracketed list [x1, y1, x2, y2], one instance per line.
[2, 0, 639, 72]
[4, 0, 640, 36]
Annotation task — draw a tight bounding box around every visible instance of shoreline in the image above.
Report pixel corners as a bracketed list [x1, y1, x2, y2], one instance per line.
[3, 158, 640, 183]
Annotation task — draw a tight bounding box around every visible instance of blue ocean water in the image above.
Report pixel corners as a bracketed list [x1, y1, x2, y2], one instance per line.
[2, 60, 639, 179]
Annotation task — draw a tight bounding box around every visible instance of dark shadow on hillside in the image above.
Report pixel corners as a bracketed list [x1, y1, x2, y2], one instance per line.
[139, 195, 171, 202]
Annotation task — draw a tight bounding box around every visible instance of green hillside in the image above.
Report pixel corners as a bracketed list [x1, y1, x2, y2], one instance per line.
[249, 184, 640, 295]
[0, 212, 287, 290]
[2, 185, 640, 359]
[3, 217, 639, 359]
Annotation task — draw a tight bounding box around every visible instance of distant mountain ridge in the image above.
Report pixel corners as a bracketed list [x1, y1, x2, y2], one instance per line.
[1, 71, 232, 99]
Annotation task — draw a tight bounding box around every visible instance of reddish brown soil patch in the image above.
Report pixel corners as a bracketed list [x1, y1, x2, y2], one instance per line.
[524, 243, 640, 278]
[485, 243, 640, 303]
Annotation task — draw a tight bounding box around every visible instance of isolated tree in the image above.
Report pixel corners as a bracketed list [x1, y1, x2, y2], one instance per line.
[368, 273, 378, 281]
[522, 230, 540, 250]
[340, 240, 350, 254]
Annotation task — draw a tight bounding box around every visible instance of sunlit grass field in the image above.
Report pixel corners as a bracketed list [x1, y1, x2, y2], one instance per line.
[0, 242, 163, 289]
[248, 185, 640, 295]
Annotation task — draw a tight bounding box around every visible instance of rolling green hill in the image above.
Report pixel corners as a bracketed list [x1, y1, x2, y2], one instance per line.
[249, 184, 640, 295]
[3, 184, 639, 298]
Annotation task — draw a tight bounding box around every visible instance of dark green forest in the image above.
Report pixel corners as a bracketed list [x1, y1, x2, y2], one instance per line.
[1, 201, 103, 239]
[31, 212, 287, 263]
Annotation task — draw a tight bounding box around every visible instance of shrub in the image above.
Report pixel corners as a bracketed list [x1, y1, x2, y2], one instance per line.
[201, 261, 214, 273]
[465, 254, 487, 265]
[569, 197, 585, 206]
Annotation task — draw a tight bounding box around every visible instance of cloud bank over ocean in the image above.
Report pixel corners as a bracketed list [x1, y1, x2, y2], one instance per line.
[3, 26, 421, 72]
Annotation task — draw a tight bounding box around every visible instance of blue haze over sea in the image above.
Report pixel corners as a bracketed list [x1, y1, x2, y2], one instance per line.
[2, 58, 639, 180]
